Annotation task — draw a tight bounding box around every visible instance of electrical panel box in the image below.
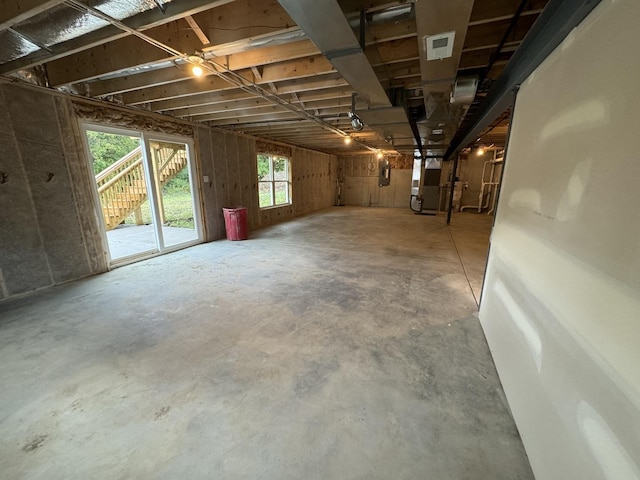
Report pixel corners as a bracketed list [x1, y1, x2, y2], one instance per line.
[378, 159, 391, 187]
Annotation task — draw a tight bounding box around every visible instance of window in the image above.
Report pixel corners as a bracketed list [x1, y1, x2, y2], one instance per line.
[257, 153, 291, 208]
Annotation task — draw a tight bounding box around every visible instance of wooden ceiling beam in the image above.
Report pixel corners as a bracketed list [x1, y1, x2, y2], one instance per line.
[458, 47, 514, 70]
[173, 93, 353, 119]
[226, 119, 317, 130]
[86, 39, 320, 97]
[84, 22, 412, 97]
[255, 55, 333, 84]
[150, 75, 350, 111]
[87, 64, 189, 97]
[205, 111, 303, 125]
[258, 73, 349, 95]
[172, 97, 277, 117]
[154, 89, 258, 111]
[366, 17, 417, 43]
[207, 97, 354, 121]
[196, 104, 287, 121]
[203, 105, 352, 125]
[184, 15, 210, 45]
[122, 54, 335, 105]
[374, 59, 421, 81]
[198, 103, 352, 123]
[469, 0, 546, 24]
[367, 37, 418, 66]
[236, 122, 353, 133]
[44, 0, 295, 86]
[463, 13, 539, 50]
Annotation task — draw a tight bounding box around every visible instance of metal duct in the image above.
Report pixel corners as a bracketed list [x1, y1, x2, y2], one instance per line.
[277, 0, 420, 153]
[277, 0, 390, 107]
[414, 0, 474, 153]
[357, 107, 416, 153]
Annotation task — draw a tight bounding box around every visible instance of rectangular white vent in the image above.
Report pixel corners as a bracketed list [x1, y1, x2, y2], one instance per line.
[425, 31, 455, 60]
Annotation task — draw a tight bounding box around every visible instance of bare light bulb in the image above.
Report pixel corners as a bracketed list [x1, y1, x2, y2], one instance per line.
[192, 65, 204, 77]
[344, 136, 352, 145]
[477, 147, 485, 156]
[376, 151, 384, 159]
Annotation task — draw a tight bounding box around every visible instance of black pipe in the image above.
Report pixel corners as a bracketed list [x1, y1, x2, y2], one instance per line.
[446, 156, 459, 225]
[407, 106, 425, 156]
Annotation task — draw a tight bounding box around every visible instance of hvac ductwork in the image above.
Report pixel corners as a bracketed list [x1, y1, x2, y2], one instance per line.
[277, 0, 418, 152]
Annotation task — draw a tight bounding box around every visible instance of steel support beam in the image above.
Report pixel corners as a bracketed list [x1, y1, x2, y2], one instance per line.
[445, 0, 602, 160]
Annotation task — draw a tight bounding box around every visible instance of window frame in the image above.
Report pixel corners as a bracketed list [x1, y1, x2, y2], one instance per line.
[257, 152, 292, 209]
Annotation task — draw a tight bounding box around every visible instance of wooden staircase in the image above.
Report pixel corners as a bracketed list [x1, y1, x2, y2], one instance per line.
[95, 144, 188, 231]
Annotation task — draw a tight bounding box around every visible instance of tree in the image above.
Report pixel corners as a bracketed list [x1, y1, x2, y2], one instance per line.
[257, 154, 270, 180]
[86, 131, 140, 175]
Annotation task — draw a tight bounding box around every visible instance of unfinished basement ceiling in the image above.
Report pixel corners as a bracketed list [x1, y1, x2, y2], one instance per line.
[0, 0, 548, 156]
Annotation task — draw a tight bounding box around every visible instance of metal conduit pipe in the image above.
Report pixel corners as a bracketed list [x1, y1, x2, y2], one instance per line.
[64, 0, 381, 153]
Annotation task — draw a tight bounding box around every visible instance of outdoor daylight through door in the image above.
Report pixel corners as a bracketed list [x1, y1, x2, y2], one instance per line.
[83, 125, 202, 265]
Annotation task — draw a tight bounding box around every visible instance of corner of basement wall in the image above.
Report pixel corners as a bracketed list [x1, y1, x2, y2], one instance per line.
[338, 154, 412, 207]
[0, 80, 342, 302]
[0, 82, 106, 302]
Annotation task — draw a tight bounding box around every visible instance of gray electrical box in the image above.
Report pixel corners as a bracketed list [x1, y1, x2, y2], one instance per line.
[379, 159, 390, 187]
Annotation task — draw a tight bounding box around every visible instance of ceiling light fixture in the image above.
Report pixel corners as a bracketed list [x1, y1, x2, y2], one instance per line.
[477, 146, 485, 156]
[349, 93, 364, 131]
[187, 54, 205, 77]
[376, 151, 384, 159]
[349, 111, 364, 131]
[344, 136, 352, 145]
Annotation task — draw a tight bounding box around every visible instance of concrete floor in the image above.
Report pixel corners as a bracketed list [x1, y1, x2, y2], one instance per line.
[0, 207, 531, 479]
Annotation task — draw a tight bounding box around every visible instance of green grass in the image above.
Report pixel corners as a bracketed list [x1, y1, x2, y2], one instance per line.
[259, 191, 271, 208]
[259, 188, 289, 208]
[124, 190, 195, 229]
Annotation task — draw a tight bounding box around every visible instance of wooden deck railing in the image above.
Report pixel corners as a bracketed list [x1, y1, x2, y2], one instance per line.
[95, 144, 188, 231]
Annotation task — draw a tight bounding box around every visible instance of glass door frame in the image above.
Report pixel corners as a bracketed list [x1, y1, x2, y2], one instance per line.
[81, 122, 204, 267]
[141, 131, 204, 254]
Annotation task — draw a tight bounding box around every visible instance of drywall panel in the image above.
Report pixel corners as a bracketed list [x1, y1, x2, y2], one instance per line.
[479, 1, 640, 479]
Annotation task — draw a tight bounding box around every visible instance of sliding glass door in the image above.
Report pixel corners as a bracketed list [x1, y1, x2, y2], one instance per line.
[147, 139, 199, 249]
[83, 125, 202, 265]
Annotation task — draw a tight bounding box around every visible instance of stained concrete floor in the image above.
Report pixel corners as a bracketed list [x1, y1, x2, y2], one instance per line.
[0, 207, 531, 479]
